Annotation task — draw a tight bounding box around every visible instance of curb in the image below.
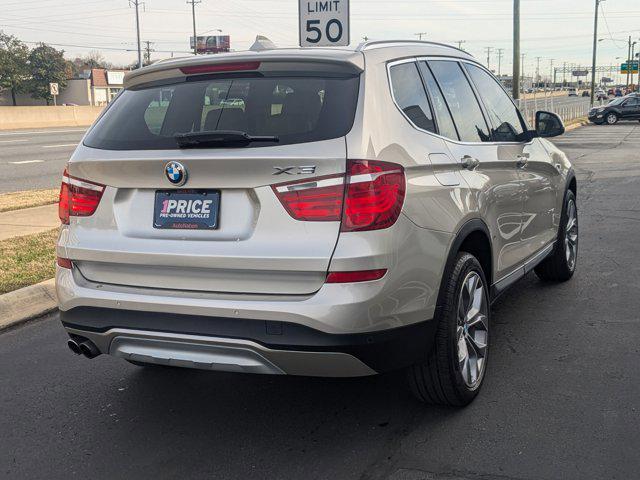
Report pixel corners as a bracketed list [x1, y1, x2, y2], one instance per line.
[564, 119, 590, 132]
[0, 279, 57, 331]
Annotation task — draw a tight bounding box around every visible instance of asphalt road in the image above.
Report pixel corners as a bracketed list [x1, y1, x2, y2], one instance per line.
[1, 125, 639, 480]
[0, 128, 85, 193]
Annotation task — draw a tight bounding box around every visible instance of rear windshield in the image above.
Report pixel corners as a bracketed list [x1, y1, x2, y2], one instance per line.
[84, 73, 360, 150]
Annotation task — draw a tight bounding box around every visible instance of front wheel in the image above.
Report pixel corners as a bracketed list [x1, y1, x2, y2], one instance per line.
[408, 252, 489, 406]
[535, 190, 578, 282]
[606, 112, 618, 125]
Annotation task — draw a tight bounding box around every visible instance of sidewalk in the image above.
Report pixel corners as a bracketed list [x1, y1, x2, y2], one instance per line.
[0, 203, 59, 241]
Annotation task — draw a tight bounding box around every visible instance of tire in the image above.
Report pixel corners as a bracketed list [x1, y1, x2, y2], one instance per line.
[408, 252, 490, 407]
[606, 112, 618, 125]
[534, 189, 578, 282]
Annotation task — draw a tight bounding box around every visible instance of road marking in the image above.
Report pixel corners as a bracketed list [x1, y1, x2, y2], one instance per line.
[0, 129, 86, 137]
[41, 144, 77, 148]
[0, 139, 29, 144]
[9, 160, 45, 164]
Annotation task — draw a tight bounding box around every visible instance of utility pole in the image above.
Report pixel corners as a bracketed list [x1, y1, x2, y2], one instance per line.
[143, 40, 154, 65]
[455, 40, 466, 50]
[590, 0, 601, 105]
[129, 0, 144, 69]
[631, 42, 637, 90]
[415, 32, 427, 41]
[512, 0, 520, 99]
[485, 47, 493, 70]
[188, 0, 202, 55]
[496, 48, 504, 77]
[535, 56, 542, 85]
[521, 53, 526, 93]
[563, 61, 567, 85]
[549, 59, 555, 88]
[626, 36, 632, 88]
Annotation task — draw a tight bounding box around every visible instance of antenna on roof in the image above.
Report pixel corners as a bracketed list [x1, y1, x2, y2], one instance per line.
[249, 36, 277, 52]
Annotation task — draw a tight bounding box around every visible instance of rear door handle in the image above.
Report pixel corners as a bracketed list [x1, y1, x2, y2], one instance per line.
[461, 155, 480, 170]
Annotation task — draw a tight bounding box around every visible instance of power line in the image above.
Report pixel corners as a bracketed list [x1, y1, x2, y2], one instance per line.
[415, 32, 427, 40]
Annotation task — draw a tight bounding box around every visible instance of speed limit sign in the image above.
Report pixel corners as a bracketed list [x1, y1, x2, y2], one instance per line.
[299, 0, 349, 47]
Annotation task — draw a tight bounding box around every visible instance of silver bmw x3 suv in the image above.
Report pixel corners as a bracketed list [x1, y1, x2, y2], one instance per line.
[57, 41, 577, 406]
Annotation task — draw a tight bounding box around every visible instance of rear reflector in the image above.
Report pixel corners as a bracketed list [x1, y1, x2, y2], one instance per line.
[326, 269, 387, 283]
[180, 61, 260, 75]
[57, 257, 72, 269]
[59, 169, 105, 224]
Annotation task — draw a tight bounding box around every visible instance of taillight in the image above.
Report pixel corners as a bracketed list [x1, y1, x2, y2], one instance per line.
[272, 175, 345, 221]
[342, 160, 405, 232]
[59, 169, 105, 224]
[272, 160, 405, 231]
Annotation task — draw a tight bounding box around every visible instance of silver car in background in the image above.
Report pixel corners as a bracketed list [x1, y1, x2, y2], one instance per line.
[56, 41, 577, 406]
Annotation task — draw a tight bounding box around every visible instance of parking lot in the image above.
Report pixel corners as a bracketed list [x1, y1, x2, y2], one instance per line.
[1, 123, 638, 479]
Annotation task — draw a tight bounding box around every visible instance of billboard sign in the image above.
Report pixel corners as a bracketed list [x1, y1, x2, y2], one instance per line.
[106, 71, 125, 85]
[299, 0, 349, 47]
[572, 70, 588, 77]
[601, 77, 613, 83]
[190, 35, 231, 54]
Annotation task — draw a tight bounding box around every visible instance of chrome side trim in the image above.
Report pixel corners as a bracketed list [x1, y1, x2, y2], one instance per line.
[65, 327, 377, 377]
[523, 243, 554, 274]
[491, 242, 554, 299]
[386, 57, 534, 147]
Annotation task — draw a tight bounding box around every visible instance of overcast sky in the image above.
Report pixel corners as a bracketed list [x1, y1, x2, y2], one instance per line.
[2, 0, 640, 78]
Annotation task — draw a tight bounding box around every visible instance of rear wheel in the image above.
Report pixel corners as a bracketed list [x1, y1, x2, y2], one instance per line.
[408, 253, 489, 406]
[534, 190, 578, 282]
[606, 112, 618, 124]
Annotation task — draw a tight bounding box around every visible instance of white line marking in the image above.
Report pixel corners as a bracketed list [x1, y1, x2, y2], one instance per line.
[0, 139, 29, 144]
[0, 129, 86, 137]
[9, 160, 45, 164]
[41, 144, 77, 148]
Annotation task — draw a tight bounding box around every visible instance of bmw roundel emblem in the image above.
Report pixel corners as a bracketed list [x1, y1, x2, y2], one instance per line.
[165, 161, 187, 186]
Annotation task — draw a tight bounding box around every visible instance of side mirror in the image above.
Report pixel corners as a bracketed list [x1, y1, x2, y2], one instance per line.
[535, 111, 565, 138]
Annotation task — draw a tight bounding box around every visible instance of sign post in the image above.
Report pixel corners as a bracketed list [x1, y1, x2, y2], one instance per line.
[299, 0, 350, 47]
[49, 82, 59, 106]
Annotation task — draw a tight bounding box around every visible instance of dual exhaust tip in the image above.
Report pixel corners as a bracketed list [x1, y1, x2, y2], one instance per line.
[67, 338, 100, 359]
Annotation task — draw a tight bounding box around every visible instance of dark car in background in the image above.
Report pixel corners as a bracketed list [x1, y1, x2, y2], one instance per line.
[589, 94, 640, 124]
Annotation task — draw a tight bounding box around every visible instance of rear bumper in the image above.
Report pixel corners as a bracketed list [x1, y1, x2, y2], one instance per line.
[61, 307, 436, 376]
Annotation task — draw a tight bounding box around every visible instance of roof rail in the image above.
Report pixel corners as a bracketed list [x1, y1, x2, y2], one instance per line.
[356, 39, 470, 56]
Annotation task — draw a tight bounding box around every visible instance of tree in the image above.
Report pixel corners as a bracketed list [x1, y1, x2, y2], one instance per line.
[70, 50, 112, 76]
[0, 31, 30, 106]
[28, 43, 68, 105]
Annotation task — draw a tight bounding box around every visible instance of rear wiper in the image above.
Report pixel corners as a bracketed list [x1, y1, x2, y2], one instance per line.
[174, 130, 279, 148]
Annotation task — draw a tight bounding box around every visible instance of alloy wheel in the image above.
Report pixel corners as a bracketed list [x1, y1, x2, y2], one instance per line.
[456, 271, 489, 389]
[565, 198, 578, 271]
[607, 114, 617, 124]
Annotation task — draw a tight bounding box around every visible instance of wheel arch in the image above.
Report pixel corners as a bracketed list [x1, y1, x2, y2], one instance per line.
[436, 219, 494, 311]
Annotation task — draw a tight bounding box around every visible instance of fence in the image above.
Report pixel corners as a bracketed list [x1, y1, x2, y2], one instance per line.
[515, 91, 603, 127]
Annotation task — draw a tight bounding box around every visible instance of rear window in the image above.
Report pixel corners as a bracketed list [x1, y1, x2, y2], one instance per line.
[84, 74, 360, 150]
